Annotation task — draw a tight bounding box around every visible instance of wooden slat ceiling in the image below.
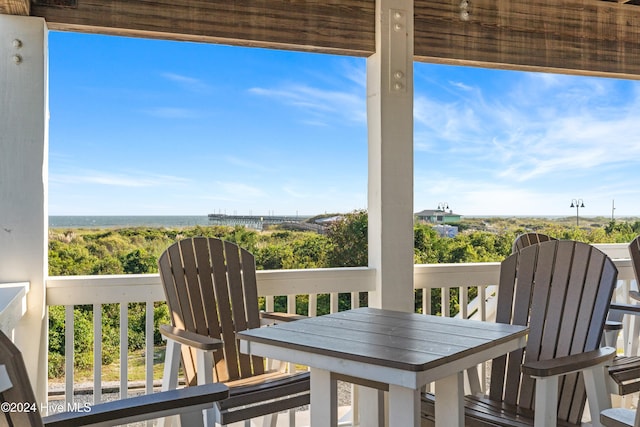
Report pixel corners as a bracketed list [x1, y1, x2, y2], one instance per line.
[1, 0, 640, 78]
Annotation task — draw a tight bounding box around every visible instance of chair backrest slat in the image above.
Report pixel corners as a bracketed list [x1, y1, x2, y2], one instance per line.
[223, 240, 254, 378]
[239, 247, 265, 375]
[489, 240, 617, 425]
[179, 239, 208, 336]
[512, 232, 557, 253]
[158, 237, 266, 385]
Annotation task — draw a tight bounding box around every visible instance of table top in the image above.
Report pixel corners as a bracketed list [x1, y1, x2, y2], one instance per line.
[238, 307, 528, 372]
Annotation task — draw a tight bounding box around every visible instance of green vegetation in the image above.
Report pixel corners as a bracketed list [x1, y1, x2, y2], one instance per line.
[48, 212, 640, 379]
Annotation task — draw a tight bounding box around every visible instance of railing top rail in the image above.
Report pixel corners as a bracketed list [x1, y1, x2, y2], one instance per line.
[0, 282, 29, 334]
[46, 256, 635, 306]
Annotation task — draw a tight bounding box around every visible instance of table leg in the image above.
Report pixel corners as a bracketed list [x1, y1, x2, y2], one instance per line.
[434, 371, 464, 427]
[358, 386, 385, 427]
[310, 367, 337, 427]
[388, 384, 420, 427]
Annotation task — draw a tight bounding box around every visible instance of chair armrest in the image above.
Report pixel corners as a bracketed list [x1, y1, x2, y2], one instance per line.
[610, 302, 640, 316]
[600, 407, 636, 427]
[521, 347, 616, 378]
[259, 311, 308, 323]
[159, 325, 223, 351]
[43, 383, 228, 427]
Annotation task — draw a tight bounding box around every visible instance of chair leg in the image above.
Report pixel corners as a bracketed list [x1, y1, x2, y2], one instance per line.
[196, 349, 215, 427]
[583, 364, 611, 427]
[159, 339, 182, 427]
[534, 376, 558, 427]
[180, 408, 206, 427]
[261, 413, 277, 427]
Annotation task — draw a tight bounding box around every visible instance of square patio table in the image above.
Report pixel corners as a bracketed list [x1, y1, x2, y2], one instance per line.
[238, 307, 528, 427]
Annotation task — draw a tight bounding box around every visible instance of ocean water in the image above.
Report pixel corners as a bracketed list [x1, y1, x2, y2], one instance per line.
[49, 215, 212, 229]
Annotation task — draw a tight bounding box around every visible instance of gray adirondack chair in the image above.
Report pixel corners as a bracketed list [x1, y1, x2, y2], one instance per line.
[422, 239, 618, 426]
[0, 329, 229, 427]
[158, 237, 310, 427]
[607, 235, 640, 396]
[513, 233, 640, 398]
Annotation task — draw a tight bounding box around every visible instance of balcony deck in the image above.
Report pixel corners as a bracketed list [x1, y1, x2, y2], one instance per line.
[0, 243, 630, 423]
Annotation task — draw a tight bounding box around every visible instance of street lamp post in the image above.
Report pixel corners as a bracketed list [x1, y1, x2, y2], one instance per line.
[570, 199, 585, 226]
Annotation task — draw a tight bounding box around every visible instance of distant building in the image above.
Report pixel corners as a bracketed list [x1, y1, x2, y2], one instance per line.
[415, 209, 462, 224]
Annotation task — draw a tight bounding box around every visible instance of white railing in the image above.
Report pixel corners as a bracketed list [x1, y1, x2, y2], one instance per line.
[0, 281, 29, 335]
[45, 246, 637, 406]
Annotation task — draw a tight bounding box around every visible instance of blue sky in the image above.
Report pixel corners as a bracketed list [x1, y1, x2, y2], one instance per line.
[48, 31, 640, 218]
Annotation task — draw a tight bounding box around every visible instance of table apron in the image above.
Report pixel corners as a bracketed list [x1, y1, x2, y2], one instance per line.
[240, 335, 526, 389]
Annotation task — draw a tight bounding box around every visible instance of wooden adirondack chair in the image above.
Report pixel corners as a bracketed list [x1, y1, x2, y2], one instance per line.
[158, 237, 310, 427]
[513, 234, 640, 397]
[512, 233, 624, 344]
[422, 239, 618, 427]
[607, 235, 640, 396]
[0, 329, 229, 427]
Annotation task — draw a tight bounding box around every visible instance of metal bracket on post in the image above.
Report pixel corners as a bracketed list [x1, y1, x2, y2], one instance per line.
[388, 8, 408, 94]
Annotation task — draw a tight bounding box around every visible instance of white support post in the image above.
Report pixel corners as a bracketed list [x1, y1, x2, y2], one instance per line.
[310, 368, 338, 427]
[367, 0, 414, 312]
[534, 376, 558, 427]
[159, 339, 182, 427]
[388, 385, 420, 427]
[0, 15, 49, 406]
[434, 372, 464, 427]
[195, 350, 215, 427]
[583, 365, 611, 427]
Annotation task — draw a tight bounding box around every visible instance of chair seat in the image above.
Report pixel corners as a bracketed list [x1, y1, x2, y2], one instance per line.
[420, 393, 581, 427]
[216, 371, 310, 425]
[608, 355, 640, 395]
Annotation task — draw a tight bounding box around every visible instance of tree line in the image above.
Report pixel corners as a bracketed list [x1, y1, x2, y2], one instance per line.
[48, 211, 640, 377]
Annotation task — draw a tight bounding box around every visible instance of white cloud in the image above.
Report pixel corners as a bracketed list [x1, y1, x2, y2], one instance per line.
[143, 107, 199, 119]
[224, 156, 277, 173]
[50, 170, 190, 188]
[248, 83, 366, 125]
[415, 70, 640, 184]
[161, 72, 212, 93]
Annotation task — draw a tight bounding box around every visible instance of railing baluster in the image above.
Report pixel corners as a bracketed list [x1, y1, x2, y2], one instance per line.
[145, 301, 154, 394]
[265, 295, 274, 312]
[120, 302, 128, 399]
[351, 292, 360, 309]
[65, 305, 74, 409]
[459, 286, 468, 319]
[422, 288, 431, 315]
[93, 304, 102, 404]
[287, 294, 296, 315]
[478, 286, 486, 321]
[309, 294, 317, 317]
[441, 287, 450, 317]
[330, 293, 339, 313]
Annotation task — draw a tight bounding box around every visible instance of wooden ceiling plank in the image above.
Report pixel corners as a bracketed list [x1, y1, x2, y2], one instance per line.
[25, 0, 640, 78]
[30, 0, 375, 57]
[414, 0, 640, 79]
[0, 0, 29, 15]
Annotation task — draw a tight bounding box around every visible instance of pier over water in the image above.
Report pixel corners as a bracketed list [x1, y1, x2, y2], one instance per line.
[208, 213, 312, 230]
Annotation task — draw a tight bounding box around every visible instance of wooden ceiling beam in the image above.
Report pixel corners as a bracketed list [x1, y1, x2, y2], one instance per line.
[26, 0, 640, 78]
[414, 0, 640, 79]
[30, 0, 375, 56]
[0, 0, 29, 15]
